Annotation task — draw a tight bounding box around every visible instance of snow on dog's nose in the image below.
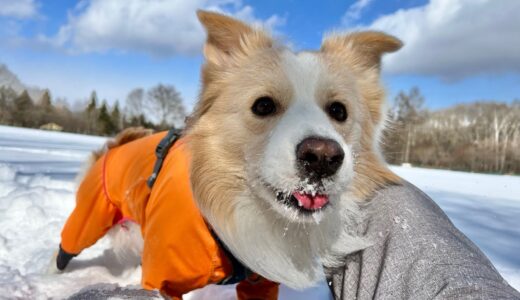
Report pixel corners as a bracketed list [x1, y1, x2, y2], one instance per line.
[296, 137, 345, 178]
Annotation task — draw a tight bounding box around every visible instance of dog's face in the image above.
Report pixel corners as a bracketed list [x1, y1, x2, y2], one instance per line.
[185, 11, 402, 287]
[188, 11, 401, 223]
[218, 50, 359, 222]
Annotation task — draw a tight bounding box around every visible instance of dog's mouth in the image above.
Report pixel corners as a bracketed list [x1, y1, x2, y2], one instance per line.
[253, 177, 333, 216]
[276, 191, 330, 213]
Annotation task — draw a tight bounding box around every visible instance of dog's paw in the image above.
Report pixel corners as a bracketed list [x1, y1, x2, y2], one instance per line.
[46, 246, 77, 274]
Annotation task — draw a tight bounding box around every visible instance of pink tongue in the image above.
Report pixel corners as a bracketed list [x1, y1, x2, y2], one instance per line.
[292, 192, 329, 210]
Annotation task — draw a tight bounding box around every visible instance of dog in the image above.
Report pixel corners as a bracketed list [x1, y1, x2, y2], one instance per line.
[55, 10, 402, 300]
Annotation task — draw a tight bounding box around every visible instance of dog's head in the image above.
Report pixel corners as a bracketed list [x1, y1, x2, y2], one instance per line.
[185, 11, 402, 287]
[188, 10, 401, 221]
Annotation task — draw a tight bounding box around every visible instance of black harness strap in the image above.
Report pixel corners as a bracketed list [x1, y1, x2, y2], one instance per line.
[147, 128, 183, 189]
[146, 128, 252, 285]
[212, 231, 253, 285]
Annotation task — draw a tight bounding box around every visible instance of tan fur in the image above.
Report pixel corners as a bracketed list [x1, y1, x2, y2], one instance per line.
[320, 32, 403, 199]
[91, 127, 154, 161]
[321, 31, 402, 70]
[75, 126, 155, 200]
[184, 11, 403, 288]
[188, 11, 275, 129]
[190, 15, 402, 212]
[196, 10, 273, 67]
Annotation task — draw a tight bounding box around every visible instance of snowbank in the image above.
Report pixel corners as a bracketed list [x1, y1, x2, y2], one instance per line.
[0, 125, 518, 298]
[0, 126, 333, 299]
[391, 165, 520, 289]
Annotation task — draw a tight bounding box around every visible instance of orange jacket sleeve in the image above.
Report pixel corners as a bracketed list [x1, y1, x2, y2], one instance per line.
[61, 156, 120, 255]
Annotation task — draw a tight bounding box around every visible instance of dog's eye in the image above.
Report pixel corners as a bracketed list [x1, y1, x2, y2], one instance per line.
[252, 97, 276, 117]
[328, 102, 348, 122]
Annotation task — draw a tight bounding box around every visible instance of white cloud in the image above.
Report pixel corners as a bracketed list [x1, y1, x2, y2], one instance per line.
[41, 0, 285, 56]
[342, 0, 373, 25]
[0, 0, 38, 19]
[366, 0, 520, 78]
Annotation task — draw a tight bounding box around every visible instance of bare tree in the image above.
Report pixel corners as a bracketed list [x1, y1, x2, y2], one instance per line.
[386, 100, 520, 174]
[393, 87, 425, 163]
[491, 104, 520, 173]
[126, 88, 145, 117]
[146, 84, 186, 128]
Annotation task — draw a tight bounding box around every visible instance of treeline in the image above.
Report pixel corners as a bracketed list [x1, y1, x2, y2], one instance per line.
[1, 84, 518, 174]
[0, 84, 186, 136]
[383, 87, 520, 174]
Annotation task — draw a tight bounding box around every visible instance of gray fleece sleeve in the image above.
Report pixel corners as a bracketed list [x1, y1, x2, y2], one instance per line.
[326, 182, 520, 300]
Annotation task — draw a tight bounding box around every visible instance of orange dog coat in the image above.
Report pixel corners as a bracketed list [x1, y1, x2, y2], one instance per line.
[60, 131, 279, 299]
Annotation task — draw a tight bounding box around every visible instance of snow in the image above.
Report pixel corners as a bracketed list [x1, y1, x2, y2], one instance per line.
[0, 126, 332, 299]
[0, 125, 519, 298]
[391, 166, 520, 290]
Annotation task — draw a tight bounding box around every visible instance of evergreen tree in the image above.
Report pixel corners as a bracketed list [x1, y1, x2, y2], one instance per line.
[87, 90, 98, 113]
[13, 90, 35, 127]
[40, 90, 52, 110]
[0, 96, 6, 124]
[0, 86, 17, 124]
[85, 90, 98, 133]
[111, 100, 122, 132]
[97, 100, 116, 135]
[38, 89, 54, 125]
[127, 113, 155, 129]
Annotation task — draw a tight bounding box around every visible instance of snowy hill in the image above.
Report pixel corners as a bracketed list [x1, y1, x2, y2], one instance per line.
[0, 125, 518, 298]
[0, 64, 45, 101]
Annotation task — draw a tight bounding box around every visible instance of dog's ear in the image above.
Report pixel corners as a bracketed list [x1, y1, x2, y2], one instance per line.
[197, 10, 273, 66]
[321, 31, 402, 70]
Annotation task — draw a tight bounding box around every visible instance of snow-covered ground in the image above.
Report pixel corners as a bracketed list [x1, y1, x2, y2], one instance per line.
[0, 125, 519, 298]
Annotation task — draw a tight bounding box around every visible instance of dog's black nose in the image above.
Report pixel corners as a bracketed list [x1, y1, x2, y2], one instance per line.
[296, 137, 345, 178]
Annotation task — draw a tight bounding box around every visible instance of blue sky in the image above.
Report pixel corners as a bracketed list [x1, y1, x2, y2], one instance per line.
[0, 0, 519, 111]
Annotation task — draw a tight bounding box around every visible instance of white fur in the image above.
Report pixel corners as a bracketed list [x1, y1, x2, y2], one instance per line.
[209, 189, 367, 290]
[209, 51, 367, 290]
[373, 97, 390, 162]
[257, 51, 355, 219]
[107, 221, 143, 267]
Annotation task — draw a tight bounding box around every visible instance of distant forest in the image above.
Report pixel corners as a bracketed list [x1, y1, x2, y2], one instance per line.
[384, 88, 520, 174]
[0, 85, 518, 174]
[0, 84, 186, 136]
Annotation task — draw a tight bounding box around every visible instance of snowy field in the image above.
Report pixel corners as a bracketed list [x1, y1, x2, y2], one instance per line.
[0, 125, 519, 299]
